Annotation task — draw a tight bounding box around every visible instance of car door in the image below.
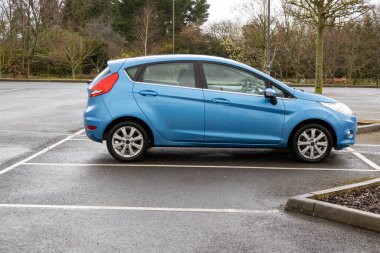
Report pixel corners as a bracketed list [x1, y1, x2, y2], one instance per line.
[133, 61, 204, 142]
[202, 62, 286, 145]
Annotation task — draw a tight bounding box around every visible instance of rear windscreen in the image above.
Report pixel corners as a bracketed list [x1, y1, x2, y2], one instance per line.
[90, 67, 110, 88]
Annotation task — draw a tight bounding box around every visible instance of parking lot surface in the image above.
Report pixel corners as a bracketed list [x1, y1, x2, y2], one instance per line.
[1, 82, 380, 252]
[302, 87, 380, 121]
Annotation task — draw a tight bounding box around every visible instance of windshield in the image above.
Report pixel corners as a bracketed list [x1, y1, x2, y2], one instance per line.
[89, 67, 110, 88]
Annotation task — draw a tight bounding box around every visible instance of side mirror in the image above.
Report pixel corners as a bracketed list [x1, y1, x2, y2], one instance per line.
[264, 88, 277, 105]
[87, 80, 92, 85]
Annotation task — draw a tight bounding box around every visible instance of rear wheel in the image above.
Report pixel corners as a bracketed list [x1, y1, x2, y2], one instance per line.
[106, 122, 149, 162]
[291, 124, 333, 163]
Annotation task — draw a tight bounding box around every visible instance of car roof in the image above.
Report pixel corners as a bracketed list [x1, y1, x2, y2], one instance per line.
[123, 54, 242, 67]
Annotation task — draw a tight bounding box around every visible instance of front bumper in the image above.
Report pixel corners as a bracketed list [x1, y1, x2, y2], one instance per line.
[333, 114, 357, 150]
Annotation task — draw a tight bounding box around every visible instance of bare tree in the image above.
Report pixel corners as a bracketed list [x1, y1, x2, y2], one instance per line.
[44, 26, 98, 79]
[206, 20, 246, 62]
[132, 0, 158, 56]
[240, 0, 279, 71]
[275, 14, 315, 82]
[284, 0, 371, 93]
[206, 20, 242, 40]
[40, 0, 65, 27]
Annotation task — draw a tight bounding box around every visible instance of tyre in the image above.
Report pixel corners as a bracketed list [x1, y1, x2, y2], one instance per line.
[291, 124, 333, 163]
[106, 122, 149, 162]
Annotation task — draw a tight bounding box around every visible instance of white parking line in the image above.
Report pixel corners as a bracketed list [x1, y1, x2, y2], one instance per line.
[339, 150, 380, 156]
[0, 88, 27, 93]
[351, 106, 380, 108]
[347, 147, 380, 171]
[355, 144, 380, 147]
[22, 162, 378, 172]
[354, 111, 380, 114]
[361, 92, 380, 97]
[0, 129, 85, 176]
[0, 129, 78, 136]
[0, 203, 279, 214]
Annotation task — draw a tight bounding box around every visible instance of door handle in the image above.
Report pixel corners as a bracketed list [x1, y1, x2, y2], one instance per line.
[138, 90, 158, 96]
[211, 98, 231, 105]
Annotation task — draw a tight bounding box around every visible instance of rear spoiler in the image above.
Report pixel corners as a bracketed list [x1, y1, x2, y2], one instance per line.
[107, 59, 127, 73]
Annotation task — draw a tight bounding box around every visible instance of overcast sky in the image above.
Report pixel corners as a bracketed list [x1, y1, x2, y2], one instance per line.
[205, 0, 282, 25]
[205, 0, 379, 26]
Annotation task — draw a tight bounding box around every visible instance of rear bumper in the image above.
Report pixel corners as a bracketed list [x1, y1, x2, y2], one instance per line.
[83, 97, 112, 143]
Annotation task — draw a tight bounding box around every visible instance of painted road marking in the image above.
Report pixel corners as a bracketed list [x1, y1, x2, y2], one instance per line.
[354, 111, 380, 114]
[0, 88, 27, 93]
[360, 92, 380, 97]
[23, 162, 378, 172]
[0, 203, 280, 214]
[0, 129, 79, 136]
[0, 129, 85, 176]
[347, 147, 380, 171]
[342, 151, 380, 156]
[354, 144, 380, 147]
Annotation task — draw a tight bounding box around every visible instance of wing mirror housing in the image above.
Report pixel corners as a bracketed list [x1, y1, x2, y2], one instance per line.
[264, 88, 277, 105]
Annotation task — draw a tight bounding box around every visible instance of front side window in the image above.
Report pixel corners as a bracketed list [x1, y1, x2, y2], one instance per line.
[203, 63, 285, 97]
[142, 62, 196, 88]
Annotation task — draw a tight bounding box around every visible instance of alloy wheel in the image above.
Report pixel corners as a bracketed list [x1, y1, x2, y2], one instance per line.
[111, 126, 144, 158]
[297, 128, 328, 160]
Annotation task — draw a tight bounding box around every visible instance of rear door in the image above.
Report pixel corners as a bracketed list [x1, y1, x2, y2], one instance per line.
[202, 62, 286, 144]
[133, 62, 205, 142]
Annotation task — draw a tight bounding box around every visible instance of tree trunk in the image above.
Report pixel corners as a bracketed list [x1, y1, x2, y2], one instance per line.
[72, 67, 76, 79]
[144, 14, 149, 56]
[26, 58, 30, 78]
[315, 23, 324, 94]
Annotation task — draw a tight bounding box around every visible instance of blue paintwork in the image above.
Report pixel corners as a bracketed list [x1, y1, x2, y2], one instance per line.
[133, 82, 204, 142]
[203, 90, 285, 144]
[84, 55, 356, 150]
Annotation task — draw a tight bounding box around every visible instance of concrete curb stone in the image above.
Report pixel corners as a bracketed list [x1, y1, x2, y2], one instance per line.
[286, 178, 380, 232]
[357, 124, 380, 134]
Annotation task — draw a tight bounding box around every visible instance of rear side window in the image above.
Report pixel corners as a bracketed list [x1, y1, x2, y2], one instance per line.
[141, 63, 196, 88]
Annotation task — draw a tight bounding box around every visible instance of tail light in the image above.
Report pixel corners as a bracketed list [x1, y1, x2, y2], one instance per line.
[89, 72, 119, 98]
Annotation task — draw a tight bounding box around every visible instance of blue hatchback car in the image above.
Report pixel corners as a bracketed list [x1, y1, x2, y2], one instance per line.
[84, 55, 356, 163]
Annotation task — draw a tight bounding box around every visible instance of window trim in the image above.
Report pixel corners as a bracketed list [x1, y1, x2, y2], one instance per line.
[134, 60, 202, 89]
[199, 61, 294, 98]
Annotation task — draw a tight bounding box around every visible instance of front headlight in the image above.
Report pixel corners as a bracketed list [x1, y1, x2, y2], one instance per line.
[320, 102, 354, 116]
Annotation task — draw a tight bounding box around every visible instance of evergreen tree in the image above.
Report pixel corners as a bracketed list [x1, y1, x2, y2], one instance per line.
[113, 0, 209, 42]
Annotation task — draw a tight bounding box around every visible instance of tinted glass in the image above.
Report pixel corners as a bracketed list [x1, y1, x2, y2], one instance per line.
[90, 67, 110, 88]
[142, 63, 196, 88]
[126, 67, 139, 81]
[203, 63, 267, 95]
[203, 63, 285, 97]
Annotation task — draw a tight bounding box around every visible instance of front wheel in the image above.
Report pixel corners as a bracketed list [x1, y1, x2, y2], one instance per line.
[106, 122, 149, 162]
[291, 124, 333, 163]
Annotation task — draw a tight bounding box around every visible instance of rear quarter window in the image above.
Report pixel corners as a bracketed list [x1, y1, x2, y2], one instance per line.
[125, 67, 139, 81]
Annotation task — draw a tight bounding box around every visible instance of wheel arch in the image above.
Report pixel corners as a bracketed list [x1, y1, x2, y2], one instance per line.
[287, 119, 337, 148]
[103, 116, 155, 146]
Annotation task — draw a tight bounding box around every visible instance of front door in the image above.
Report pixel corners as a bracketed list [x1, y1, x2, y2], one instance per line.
[202, 63, 285, 145]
